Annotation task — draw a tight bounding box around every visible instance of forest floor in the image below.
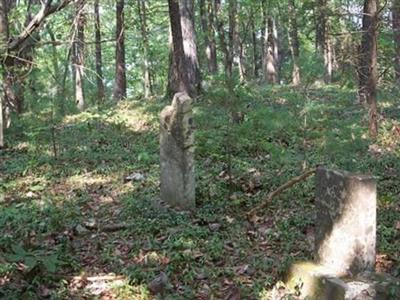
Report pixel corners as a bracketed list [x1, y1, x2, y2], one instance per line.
[1, 83, 400, 299]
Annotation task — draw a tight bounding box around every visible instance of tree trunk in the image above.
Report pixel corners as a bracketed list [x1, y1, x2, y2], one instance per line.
[393, 0, 400, 83]
[167, 0, 190, 95]
[200, 0, 217, 74]
[94, 0, 105, 103]
[113, 0, 127, 101]
[207, 0, 218, 74]
[264, 17, 278, 84]
[168, 0, 200, 97]
[228, 0, 237, 77]
[214, 0, 232, 79]
[0, 0, 6, 148]
[73, 0, 85, 111]
[359, 0, 379, 137]
[288, 0, 300, 85]
[250, 14, 258, 78]
[138, 0, 151, 98]
[316, 0, 332, 83]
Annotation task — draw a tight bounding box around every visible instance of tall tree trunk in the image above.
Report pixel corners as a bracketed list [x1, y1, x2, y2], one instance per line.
[228, 0, 237, 77]
[0, 0, 6, 148]
[393, 0, 400, 83]
[0, 0, 13, 141]
[316, 0, 332, 83]
[138, 0, 151, 98]
[261, 0, 267, 67]
[94, 0, 105, 103]
[12, 0, 38, 115]
[168, 0, 200, 96]
[207, 0, 218, 73]
[73, 0, 85, 111]
[200, 0, 217, 74]
[288, 0, 300, 85]
[264, 17, 278, 84]
[214, 0, 232, 79]
[167, 0, 190, 95]
[113, 0, 127, 101]
[359, 0, 379, 137]
[250, 14, 258, 78]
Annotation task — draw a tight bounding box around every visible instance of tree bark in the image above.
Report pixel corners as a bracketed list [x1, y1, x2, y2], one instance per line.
[0, 0, 6, 148]
[214, 0, 232, 79]
[200, 0, 217, 74]
[167, 0, 190, 95]
[138, 0, 151, 98]
[393, 0, 400, 83]
[288, 0, 300, 85]
[113, 0, 127, 101]
[359, 0, 379, 137]
[250, 13, 258, 78]
[168, 0, 200, 97]
[316, 0, 332, 83]
[94, 0, 105, 103]
[181, 0, 200, 93]
[228, 0, 237, 78]
[264, 17, 278, 84]
[73, 0, 85, 111]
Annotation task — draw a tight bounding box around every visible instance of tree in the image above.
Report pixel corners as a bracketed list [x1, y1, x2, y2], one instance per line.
[200, 0, 217, 74]
[214, 0, 232, 79]
[0, 0, 7, 148]
[167, 0, 200, 97]
[167, 0, 190, 95]
[316, 0, 332, 83]
[358, 0, 379, 137]
[113, 0, 127, 101]
[73, 0, 86, 111]
[138, 0, 152, 98]
[288, 0, 301, 85]
[250, 10, 259, 78]
[393, 0, 400, 83]
[263, 16, 279, 84]
[94, 0, 105, 103]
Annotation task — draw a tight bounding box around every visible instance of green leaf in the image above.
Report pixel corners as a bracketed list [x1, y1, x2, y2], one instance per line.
[11, 244, 27, 256]
[42, 255, 58, 273]
[24, 256, 37, 269]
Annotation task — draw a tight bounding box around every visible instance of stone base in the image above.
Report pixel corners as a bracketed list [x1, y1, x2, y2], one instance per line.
[286, 262, 400, 300]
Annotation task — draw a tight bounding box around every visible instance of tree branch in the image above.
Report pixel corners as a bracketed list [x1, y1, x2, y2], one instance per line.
[246, 169, 316, 220]
[8, 0, 73, 52]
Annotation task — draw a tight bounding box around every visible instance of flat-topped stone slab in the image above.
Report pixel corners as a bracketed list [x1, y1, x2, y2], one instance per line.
[315, 167, 377, 276]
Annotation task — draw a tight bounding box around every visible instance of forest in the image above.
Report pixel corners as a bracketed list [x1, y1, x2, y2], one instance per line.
[0, 0, 400, 299]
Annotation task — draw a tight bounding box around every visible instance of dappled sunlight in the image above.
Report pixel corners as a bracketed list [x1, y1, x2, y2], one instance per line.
[66, 272, 150, 299]
[65, 173, 112, 188]
[61, 100, 158, 134]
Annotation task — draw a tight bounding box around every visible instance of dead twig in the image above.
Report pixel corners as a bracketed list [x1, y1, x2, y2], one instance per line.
[83, 222, 130, 232]
[246, 169, 316, 220]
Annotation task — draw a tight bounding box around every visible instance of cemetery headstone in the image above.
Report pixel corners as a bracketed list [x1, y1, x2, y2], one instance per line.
[160, 92, 195, 210]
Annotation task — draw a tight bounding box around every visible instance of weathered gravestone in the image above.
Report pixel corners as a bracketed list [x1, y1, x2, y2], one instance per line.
[286, 167, 400, 299]
[315, 167, 376, 276]
[160, 92, 195, 210]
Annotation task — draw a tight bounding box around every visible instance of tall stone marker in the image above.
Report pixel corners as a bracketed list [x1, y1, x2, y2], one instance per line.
[160, 92, 195, 210]
[315, 166, 377, 277]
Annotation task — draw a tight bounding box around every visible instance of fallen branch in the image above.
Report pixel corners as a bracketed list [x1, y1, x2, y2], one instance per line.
[246, 169, 316, 220]
[72, 275, 126, 282]
[83, 222, 131, 232]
